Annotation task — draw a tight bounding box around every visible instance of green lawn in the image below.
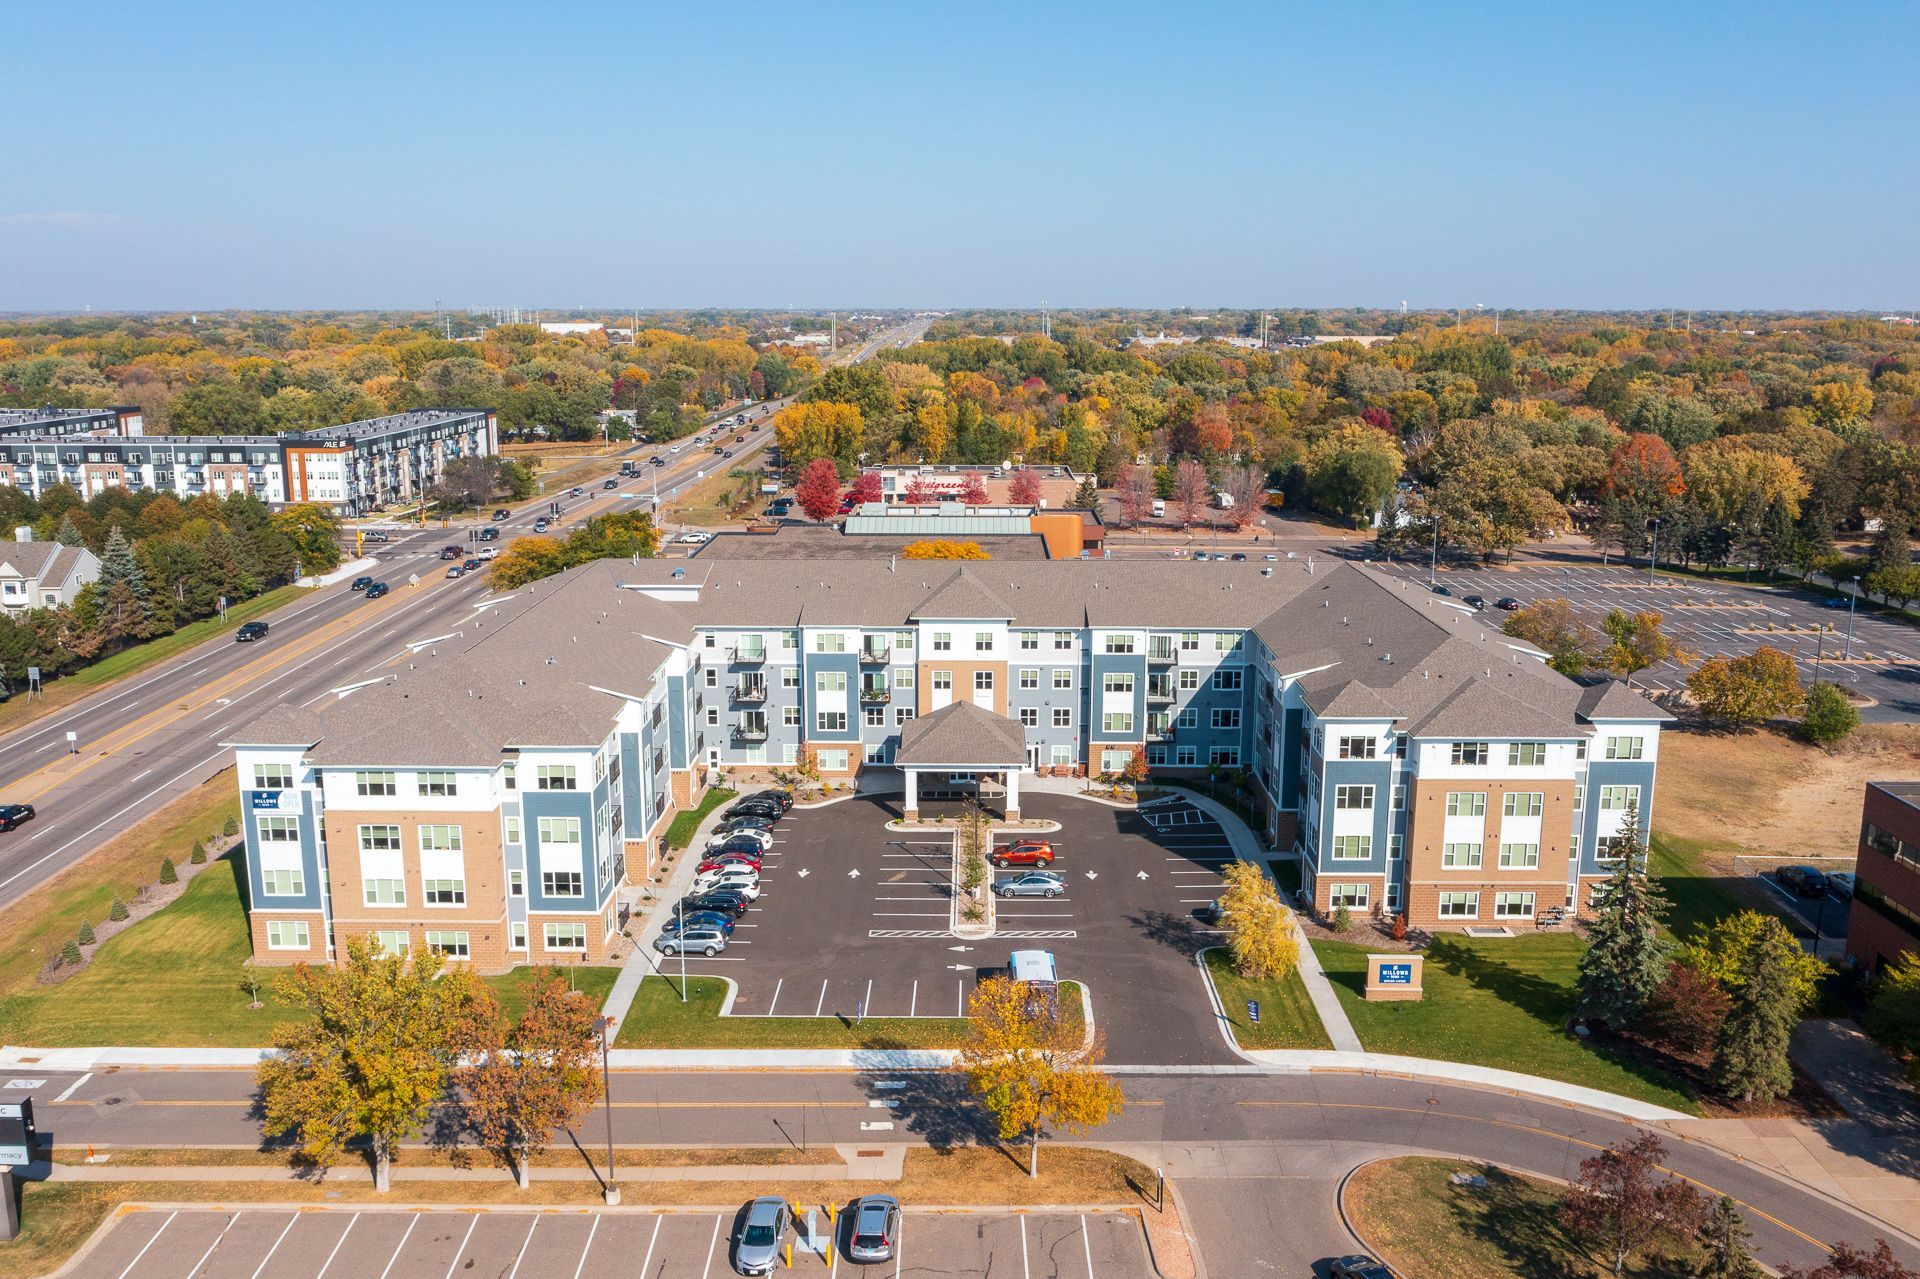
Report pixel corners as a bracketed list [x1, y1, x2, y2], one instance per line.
[663, 786, 738, 850]
[1650, 831, 1746, 944]
[1202, 948, 1332, 1049]
[484, 965, 620, 1021]
[615, 975, 1084, 1050]
[1313, 935, 1698, 1113]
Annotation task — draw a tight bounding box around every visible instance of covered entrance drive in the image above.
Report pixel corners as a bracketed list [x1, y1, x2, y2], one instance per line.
[894, 700, 1029, 822]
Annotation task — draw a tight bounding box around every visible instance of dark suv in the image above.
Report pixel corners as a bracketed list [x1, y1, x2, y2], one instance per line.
[1776, 865, 1830, 897]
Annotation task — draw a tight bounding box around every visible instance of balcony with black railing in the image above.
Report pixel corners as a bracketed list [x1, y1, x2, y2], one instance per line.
[733, 720, 769, 743]
[860, 643, 892, 665]
[859, 681, 892, 703]
[1147, 714, 1174, 740]
[732, 680, 768, 703]
[731, 643, 767, 665]
[1147, 678, 1177, 703]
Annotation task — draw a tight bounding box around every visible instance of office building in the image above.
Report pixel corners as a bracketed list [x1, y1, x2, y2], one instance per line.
[1850, 782, 1920, 971]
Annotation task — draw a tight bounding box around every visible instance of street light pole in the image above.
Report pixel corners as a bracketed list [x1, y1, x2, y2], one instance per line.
[1845, 592, 1857, 661]
[1428, 512, 1440, 588]
[1647, 518, 1661, 584]
[591, 1015, 619, 1204]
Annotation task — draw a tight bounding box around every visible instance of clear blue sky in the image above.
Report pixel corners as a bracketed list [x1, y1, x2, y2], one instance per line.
[6, 1, 1916, 312]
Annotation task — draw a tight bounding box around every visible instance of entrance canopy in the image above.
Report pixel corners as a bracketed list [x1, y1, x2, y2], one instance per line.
[893, 700, 1028, 770]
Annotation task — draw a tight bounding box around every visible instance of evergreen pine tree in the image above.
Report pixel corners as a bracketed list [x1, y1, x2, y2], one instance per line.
[159, 857, 178, 884]
[222, 814, 239, 837]
[97, 525, 149, 603]
[1870, 511, 1911, 576]
[190, 841, 207, 865]
[1712, 918, 1800, 1103]
[109, 898, 129, 922]
[1072, 476, 1102, 510]
[54, 513, 85, 546]
[1574, 802, 1670, 1028]
[77, 919, 95, 946]
[1692, 1196, 1763, 1279]
[61, 939, 82, 965]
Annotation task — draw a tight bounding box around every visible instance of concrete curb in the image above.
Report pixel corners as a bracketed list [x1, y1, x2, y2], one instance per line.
[1334, 1158, 1391, 1269]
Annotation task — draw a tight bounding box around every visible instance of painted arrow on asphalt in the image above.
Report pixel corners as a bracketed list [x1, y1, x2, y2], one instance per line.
[848, 868, 861, 878]
[1137, 870, 1150, 879]
[796, 869, 809, 878]
[947, 945, 973, 952]
[1084, 871, 1098, 879]
[947, 964, 972, 971]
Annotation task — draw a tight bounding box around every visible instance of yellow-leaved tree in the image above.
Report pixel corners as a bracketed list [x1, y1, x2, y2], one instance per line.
[901, 540, 990, 561]
[959, 976, 1123, 1177]
[1218, 861, 1300, 980]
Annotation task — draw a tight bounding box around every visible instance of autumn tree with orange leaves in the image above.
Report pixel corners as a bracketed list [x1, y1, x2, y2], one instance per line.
[960, 976, 1123, 1177]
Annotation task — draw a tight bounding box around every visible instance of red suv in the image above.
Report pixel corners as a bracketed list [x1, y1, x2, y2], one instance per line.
[991, 840, 1054, 868]
[439, 545, 462, 561]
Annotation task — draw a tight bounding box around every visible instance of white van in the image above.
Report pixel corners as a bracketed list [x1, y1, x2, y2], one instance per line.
[1009, 949, 1058, 984]
[1151, 498, 1166, 518]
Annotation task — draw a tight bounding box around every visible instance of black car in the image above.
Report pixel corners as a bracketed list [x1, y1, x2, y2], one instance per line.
[1777, 865, 1830, 898]
[679, 890, 751, 919]
[1431, 584, 1452, 596]
[725, 800, 784, 822]
[720, 815, 777, 835]
[350, 575, 375, 591]
[0, 803, 36, 832]
[708, 835, 767, 859]
[1329, 1257, 1393, 1279]
[743, 789, 794, 814]
[492, 509, 510, 521]
[1462, 594, 1487, 609]
[1229, 552, 1248, 562]
[1495, 597, 1524, 611]
[462, 558, 482, 571]
[603, 478, 618, 489]
[477, 526, 500, 541]
[365, 582, 390, 599]
[234, 620, 270, 642]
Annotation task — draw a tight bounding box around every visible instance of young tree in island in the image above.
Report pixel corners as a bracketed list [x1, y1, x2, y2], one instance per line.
[1601, 608, 1687, 688]
[1007, 468, 1044, 507]
[1800, 682, 1860, 748]
[257, 936, 485, 1191]
[1502, 597, 1600, 677]
[1687, 646, 1803, 728]
[1574, 803, 1670, 1029]
[1866, 951, 1920, 1084]
[1170, 459, 1211, 527]
[960, 473, 990, 505]
[960, 976, 1124, 1177]
[1217, 861, 1301, 979]
[1781, 1240, 1920, 1279]
[1557, 1131, 1707, 1279]
[794, 457, 844, 522]
[456, 969, 603, 1189]
[1712, 913, 1805, 1104]
[1693, 1195, 1764, 1279]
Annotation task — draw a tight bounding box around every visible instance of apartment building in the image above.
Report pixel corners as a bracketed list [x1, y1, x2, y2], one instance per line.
[225, 557, 1667, 971]
[0, 406, 145, 439]
[1849, 781, 1920, 971]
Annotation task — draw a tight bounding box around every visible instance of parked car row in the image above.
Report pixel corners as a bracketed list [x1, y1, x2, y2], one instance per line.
[1776, 863, 1853, 900]
[733, 1194, 901, 1274]
[656, 789, 797, 957]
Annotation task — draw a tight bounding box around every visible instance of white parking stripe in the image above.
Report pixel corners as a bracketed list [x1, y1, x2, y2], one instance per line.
[701, 1214, 721, 1279]
[315, 1214, 360, 1279]
[114, 1211, 177, 1279]
[1020, 1216, 1030, 1279]
[571, 1214, 601, 1279]
[766, 978, 783, 1015]
[188, 1212, 242, 1279]
[506, 1216, 540, 1279]
[1082, 1214, 1096, 1279]
[816, 980, 829, 1016]
[443, 1215, 480, 1279]
[53, 1072, 92, 1102]
[249, 1215, 300, 1279]
[637, 1215, 662, 1277]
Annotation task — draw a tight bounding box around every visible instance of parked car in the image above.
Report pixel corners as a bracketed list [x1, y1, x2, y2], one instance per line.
[725, 799, 784, 822]
[744, 789, 794, 814]
[733, 1197, 790, 1276]
[654, 927, 729, 957]
[1495, 597, 1523, 611]
[679, 532, 713, 545]
[721, 814, 778, 835]
[1229, 552, 1248, 562]
[691, 868, 760, 898]
[679, 891, 751, 919]
[1462, 594, 1487, 610]
[1777, 865, 1830, 897]
[846, 1195, 902, 1264]
[235, 620, 270, 642]
[350, 575, 376, 591]
[0, 803, 36, 832]
[662, 909, 735, 937]
[1329, 1256, 1393, 1279]
[1828, 871, 1856, 900]
[440, 545, 462, 561]
[712, 825, 774, 849]
[365, 582, 390, 599]
[991, 840, 1054, 868]
[1821, 595, 1850, 609]
[994, 871, 1066, 898]
[492, 509, 510, 521]
[1430, 584, 1452, 596]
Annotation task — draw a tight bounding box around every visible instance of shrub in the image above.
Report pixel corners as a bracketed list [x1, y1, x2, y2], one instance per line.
[1800, 681, 1859, 747]
[1390, 913, 1407, 942]
[1332, 903, 1353, 934]
[109, 898, 129, 922]
[77, 920, 96, 946]
[61, 939, 82, 965]
[159, 857, 178, 885]
[222, 815, 239, 837]
[1637, 960, 1731, 1056]
[190, 841, 207, 865]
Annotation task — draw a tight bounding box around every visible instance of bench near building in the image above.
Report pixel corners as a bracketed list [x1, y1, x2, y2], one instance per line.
[225, 558, 1666, 971]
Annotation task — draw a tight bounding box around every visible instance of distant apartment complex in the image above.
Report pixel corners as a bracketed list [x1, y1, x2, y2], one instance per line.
[1850, 782, 1920, 971]
[0, 406, 497, 514]
[226, 558, 1667, 971]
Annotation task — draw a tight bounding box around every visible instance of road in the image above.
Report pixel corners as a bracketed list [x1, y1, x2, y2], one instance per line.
[19, 1066, 1916, 1274]
[0, 320, 926, 912]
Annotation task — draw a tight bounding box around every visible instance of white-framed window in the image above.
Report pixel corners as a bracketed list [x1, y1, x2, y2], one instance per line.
[1604, 736, 1645, 760]
[363, 877, 405, 906]
[1212, 669, 1242, 692]
[1328, 882, 1370, 910]
[1019, 707, 1039, 727]
[1573, 784, 1585, 810]
[1331, 834, 1371, 860]
[974, 671, 994, 692]
[782, 667, 801, 688]
[504, 815, 521, 845]
[502, 763, 517, 790]
[1494, 891, 1536, 919]
[261, 867, 304, 896]
[252, 763, 294, 790]
[372, 929, 409, 956]
[418, 770, 456, 797]
[1442, 842, 1483, 869]
[1211, 708, 1240, 729]
[864, 706, 887, 727]
[1503, 792, 1543, 817]
[424, 877, 465, 906]
[542, 870, 584, 897]
[1598, 785, 1640, 812]
[816, 671, 846, 693]
[358, 824, 401, 852]
[706, 708, 720, 726]
[1102, 712, 1134, 733]
[815, 633, 846, 653]
[1334, 784, 1374, 809]
[1176, 745, 1198, 766]
[1391, 784, 1406, 810]
[1445, 792, 1486, 817]
[931, 631, 952, 652]
[1451, 742, 1489, 765]
[425, 930, 470, 958]
[783, 706, 801, 727]
[544, 922, 587, 951]
[932, 670, 952, 691]
[1054, 631, 1073, 651]
[1214, 631, 1237, 652]
[355, 770, 396, 797]
[258, 815, 300, 844]
[1179, 707, 1199, 729]
[1180, 631, 1200, 651]
[1052, 668, 1073, 689]
[509, 869, 524, 897]
[1507, 741, 1547, 767]
[1337, 736, 1377, 760]
[818, 749, 849, 771]
[265, 920, 310, 950]
[817, 711, 847, 733]
[1437, 892, 1479, 919]
[1385, 882, 1402, 911]
[510, 922, 528, 950]
[1499, 843, 1540, 869]
[1209, 746, 1239, 766]
[1388, 834, 1403, 860]
[1019, 630, 1039, 650]
[1019, 668, 1040, 689]
[974, 631, 993, 652]
[536, 764, 578, 791]
[419, 824, 462, 853]
[1052, 707, 1072, 727]
[1103, 672, 1135, 693]
[895, 708, 915, 725]
[1101, 634, 1133, 654]
[1179, 668, 1200, 690]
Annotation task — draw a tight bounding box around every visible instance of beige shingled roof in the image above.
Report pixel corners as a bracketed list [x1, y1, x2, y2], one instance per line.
[895, 700, 1028, 767]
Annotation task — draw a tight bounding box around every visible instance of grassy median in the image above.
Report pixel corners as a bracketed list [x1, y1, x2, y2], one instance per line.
[1201, 949, 1332, 1050]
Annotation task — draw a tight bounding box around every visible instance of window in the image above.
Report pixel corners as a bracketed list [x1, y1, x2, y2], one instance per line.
[1102, 712, 1135, 733]
[1212, 669, 1242, 692]
[1437, 892, 1480, 919]
[1178, 707, 1199, 729]
[1209, 746, 1240, 766]
[1052, 669, 1073, 689]
[817, 711, 847, 732]
[864, 706, 886, 726]
[510, 922, 528, 950]
[425, 931, 470, 958]
[539, 816, 581, 847]
[1575, 739, 1588, 760]
[424, 877, 465, 905]
[783, 706, 801, 727]
[782, 667, 800, 688]
[1214, 631, 1237, 652]
[1337, 736, 1377, 760]
[1451, 742, 1489, 765]
[544, 922, 587, 951]
[1019, 668, 1039, 689]
[1175, 745, 1197, 766]
[932, 631, 952, 652]
[815, 633, 846, 653]
[258, 815, 300, 844]
[536, 764, 578, 791]
[1019, 707, 1039, 727]
[1179, 631, 1199, 651]
[1104, 634, 1136, 654]
[1604, 736, 1645, 760]
[370, 930, 409, 956]
[1334, 784, 1374, 810]
[1442, 842, 1483, 869]
[1598, 785, 1640, 812]
[974, 671, 994, 691]
[1495, 892, 1536, 919]
[1331, 834, 1372, 860]
[1385, 883, 1402, 911]
[1103, 673, 1134, 693]
[355, 770, 397, 797]
[1507, 741, 1547, 767]
[1499, 843, 1540, 869]
[1052, 707, 1073, 727]
[705, 707, 720, 726]
[502, 763, 517, 790]
[1019, 630, 1039, 650]
[816, 671, 846, 692]
[1391, 785, 1406, 810]
[1445, 792, 1486, 817]
[1389, 834, 1403, 860]
[704, 667, 718, 688]
[509, 869, 524, 897]
[974, 631, 993, 652]
[1573, 784, 1585, 810]
[1179, 668, 1200, 690]
[504, 815, 521, 845]
[358, 824, 401, 852]
[1328, 882, 1370, 910]
[363, 877, 405, 906]
[261, 867, 304, 896]
[818, 749, 849, 771]
[265, 921, 310, 950]
[411, 770, 453, 797]
[1503, 792, 1543, 817]
[419, 825, 462, 853]
[542, 870, 584, 897]
[1211, 708, 1240, 729]
[895, 708, 915, 725]
[932, 671, 952, 692]
[252, 763, 294, 790]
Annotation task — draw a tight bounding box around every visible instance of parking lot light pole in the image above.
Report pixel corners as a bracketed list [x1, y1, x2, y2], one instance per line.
[1647, 518, 1661, 584]
[592, 1015, 619, 1204]
[1845, 592, 1857, 661]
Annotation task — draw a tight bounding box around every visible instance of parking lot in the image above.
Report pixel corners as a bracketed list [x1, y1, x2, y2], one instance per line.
[80, 1205, 1151, 1278]
[647, 794, 1242, 1065]
[1371, 560, 1920, 720]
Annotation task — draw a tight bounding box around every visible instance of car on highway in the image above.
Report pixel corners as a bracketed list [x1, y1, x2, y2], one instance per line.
[1462, 594, 1487, 609]
[476, 547, 498, 560]
[603, 478, 618, 489]
[1329, 1256, 1393, 1279]
[476, 526, 500, 541]
[533, 518, 549, 532]
[445, 564, 465, 578]
[733, 1197, 789, 1276]
[365, 582, 390, 599]
[0, 803, 36, 832]
[362, 528, 390, 543]
[654, 927, 729, 958]
[846, 1195, 902, 1264]
[570, 486, 584, 497]
[234, 620, 270, 642]
[440, 545, 462, 561]
[351, 575, 376, 592]
[1776, 864, 1831, 897]
[993, 871, 1066, 898]
[491, 508, 510, 521]
[462, 558, 482, 571]
[679, 890, 751, 919]
[1495, 597, 1524, 611]
[661, 909, 735, 937]
[690, 867, 761, 898]
[991, 840, 1054, 868]
[722, 449, 734, 458]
